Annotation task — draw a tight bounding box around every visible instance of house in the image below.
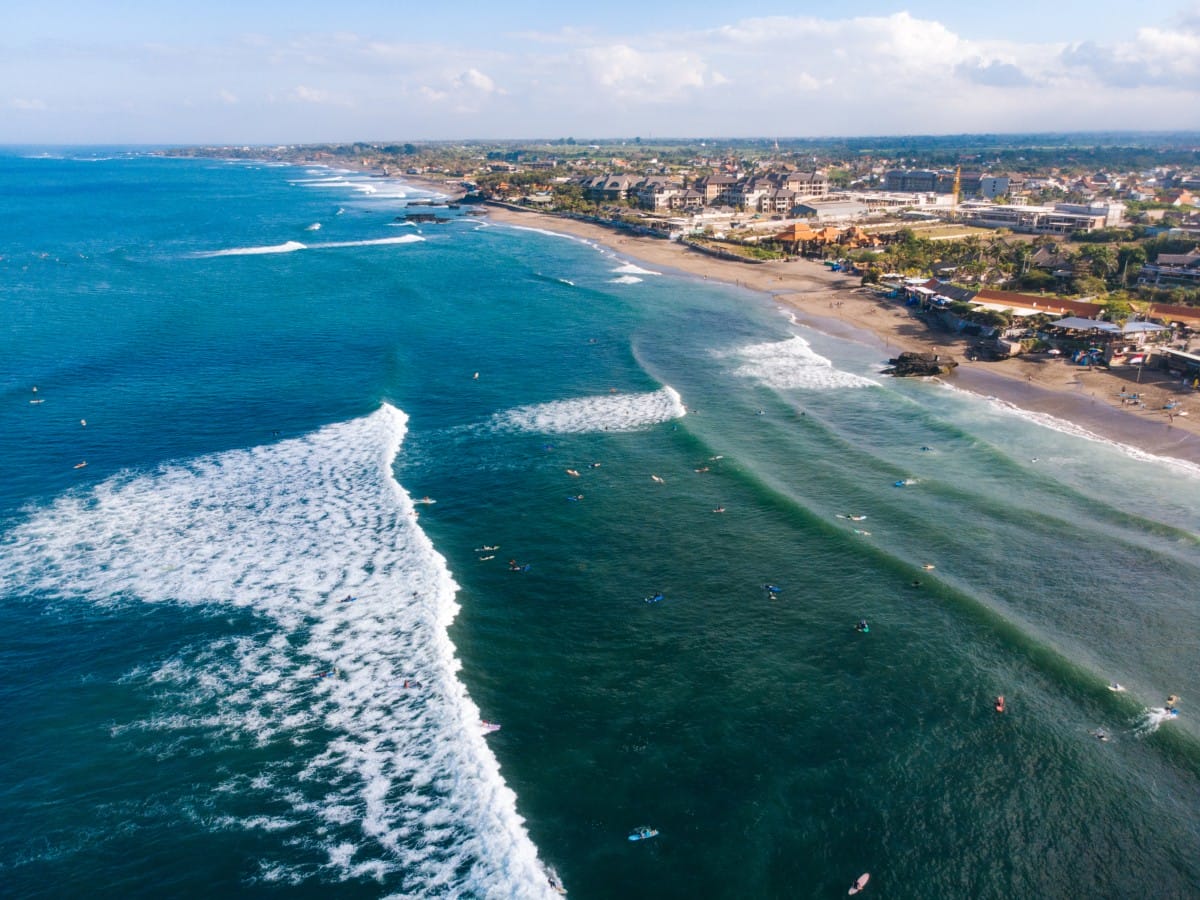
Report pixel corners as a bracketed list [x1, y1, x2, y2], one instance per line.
[1139, 247, 1200, 285]
[1029, 245, 1073, 272]
[694, 174, 739, 204]
[582, 174, 639, 202]
[1160, 189, 1196, 207]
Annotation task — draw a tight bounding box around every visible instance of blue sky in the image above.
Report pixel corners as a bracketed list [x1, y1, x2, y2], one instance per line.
[5, 1, 1200, 143]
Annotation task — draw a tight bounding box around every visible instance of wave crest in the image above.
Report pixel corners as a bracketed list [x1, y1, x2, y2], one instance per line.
[0, 405, 555, 896]
[491, 386, 686, 434]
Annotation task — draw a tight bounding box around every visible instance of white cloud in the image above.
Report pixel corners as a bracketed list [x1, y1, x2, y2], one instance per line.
[582, 44, 709, 100]
[3, 9, 1199, 142]
[289, 84, 354, 108]
[453, 68, 502, 95]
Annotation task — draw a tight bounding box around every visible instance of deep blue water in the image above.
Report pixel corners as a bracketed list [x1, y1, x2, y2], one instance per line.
[2, 151, 1199, 899]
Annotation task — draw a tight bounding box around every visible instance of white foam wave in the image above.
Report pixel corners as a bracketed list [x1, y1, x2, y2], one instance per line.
[502, 224, 596, 246]
[722, 335, 879, 391]
[612, 262, 660, 276]
[316, 235, 425, 249]
[492, 386, 686, 434]
[197, 240, 308, 257]
[937, 382, 1200, 479]
[1135, 707, 1180, 736]
[609, 275, 643, 285]
[0, 405, 556, 897]
[195, 235, 424, 258]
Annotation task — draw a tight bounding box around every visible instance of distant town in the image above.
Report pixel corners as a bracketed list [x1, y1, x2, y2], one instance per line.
[165, 134, 1200, 378]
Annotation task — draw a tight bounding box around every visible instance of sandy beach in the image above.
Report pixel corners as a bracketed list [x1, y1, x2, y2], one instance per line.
[483, 204, 1200, 466]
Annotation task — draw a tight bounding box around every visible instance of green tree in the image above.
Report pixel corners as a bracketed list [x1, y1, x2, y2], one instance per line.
[1078, 244, 1118, 282]
[1101, 297, 1134, 325]
[1117, 245, 1147, 287]
[1073, 274, 1108, 298]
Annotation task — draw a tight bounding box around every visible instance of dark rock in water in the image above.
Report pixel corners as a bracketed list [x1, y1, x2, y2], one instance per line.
[402, 213, 452, 223]
[883, 351, 958, 377]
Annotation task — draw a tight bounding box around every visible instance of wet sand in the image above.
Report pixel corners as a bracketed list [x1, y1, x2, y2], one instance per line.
[484, 204, 1200, 466]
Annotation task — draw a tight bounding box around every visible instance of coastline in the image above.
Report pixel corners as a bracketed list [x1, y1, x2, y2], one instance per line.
[482, 204, 1200, 467]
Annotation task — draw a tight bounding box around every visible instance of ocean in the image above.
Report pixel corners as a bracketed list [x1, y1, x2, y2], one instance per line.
[1, 151, 1198, 899]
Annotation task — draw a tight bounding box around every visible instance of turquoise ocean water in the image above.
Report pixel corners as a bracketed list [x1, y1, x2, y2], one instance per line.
[1, 151, 1199, 899]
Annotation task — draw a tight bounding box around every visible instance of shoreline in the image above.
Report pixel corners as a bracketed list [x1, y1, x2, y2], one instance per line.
[482, 203, 1200, 467]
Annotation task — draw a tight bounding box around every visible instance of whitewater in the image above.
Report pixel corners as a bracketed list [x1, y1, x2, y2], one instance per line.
[0, 405, 557, 898]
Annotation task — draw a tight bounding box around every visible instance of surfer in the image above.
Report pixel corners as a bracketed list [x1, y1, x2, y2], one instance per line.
[645, 591, 664, 604]
[910, 579, 922, 588]
[922, 564, 935, 570]
[1166, 694, 1180, 708]
[712, 506, 725, 513]
[995, 695, 1006, 713]
[855, 620, 869, 633]
[566, 469, 580, 477]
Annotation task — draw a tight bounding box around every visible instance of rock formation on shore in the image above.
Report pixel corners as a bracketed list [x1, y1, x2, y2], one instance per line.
[884, 351, 958, 377]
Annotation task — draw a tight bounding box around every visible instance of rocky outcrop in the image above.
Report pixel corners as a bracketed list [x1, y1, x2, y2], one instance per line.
[883, 351, 958, 377]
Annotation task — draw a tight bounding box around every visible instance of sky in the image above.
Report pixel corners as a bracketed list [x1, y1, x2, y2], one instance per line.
[4, 1, 1200, 144]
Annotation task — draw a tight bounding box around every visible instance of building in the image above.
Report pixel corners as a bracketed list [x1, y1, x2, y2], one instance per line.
[978, 176, 1011, 199]
[955, 201, 1116, 234]
[884, 169, 938, 192]
[1138, 248, 1200, 286]
[793, 199, 870, 224]
[582, 174, 639, 202]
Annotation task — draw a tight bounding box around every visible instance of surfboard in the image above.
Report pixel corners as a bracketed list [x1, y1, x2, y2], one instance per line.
[849, 872, 870, 894]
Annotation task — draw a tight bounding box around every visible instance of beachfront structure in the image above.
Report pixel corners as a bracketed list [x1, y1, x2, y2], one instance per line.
[584, 170, 828, 213]
[1045, 317, 1171, 363]
[582, 175, 639, 202]
[955, 201, 1124, 235]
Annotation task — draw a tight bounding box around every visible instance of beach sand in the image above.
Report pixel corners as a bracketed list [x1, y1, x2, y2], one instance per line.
[484, 204, 1200, 466]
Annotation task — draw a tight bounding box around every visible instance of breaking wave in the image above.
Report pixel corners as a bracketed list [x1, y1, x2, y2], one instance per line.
[491, 386, 686, 434]
[722, 335, 879, 391]
[0, 405, 556, 897]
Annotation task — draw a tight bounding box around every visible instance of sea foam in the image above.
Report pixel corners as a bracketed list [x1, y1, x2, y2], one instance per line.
[723, 335, 879, 391]
[937, 382, 1200, 480]
[491, 386, 686, 434]
[0, 406, 557, 897]
[195, 235, 425, 258]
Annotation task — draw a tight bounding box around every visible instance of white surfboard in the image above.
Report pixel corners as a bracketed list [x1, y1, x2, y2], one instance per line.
[849, 872, 870, 895]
